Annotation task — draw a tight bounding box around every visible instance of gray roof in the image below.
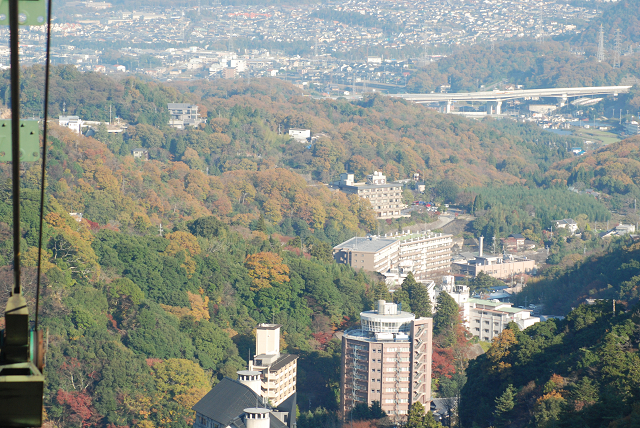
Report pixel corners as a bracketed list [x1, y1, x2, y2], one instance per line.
[167, 103, 197, 109]
[192, 378, 290, 428]
[333, 236, 398, 253]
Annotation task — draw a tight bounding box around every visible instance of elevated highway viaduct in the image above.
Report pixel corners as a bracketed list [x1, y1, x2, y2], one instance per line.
[389, 86, 633, 114]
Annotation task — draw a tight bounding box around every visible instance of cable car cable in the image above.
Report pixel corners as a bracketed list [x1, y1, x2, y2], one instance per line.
[9, 0, 21, 296]
[34, 0, 54, 332]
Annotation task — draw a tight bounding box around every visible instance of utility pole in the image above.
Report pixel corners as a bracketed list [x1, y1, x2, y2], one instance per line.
[597, 24, 605, 62]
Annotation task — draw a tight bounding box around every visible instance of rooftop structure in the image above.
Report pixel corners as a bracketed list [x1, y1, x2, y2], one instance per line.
[341, 300, 432, 419]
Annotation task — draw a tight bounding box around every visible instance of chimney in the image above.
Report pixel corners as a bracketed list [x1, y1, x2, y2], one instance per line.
[479, 236, 484, 257]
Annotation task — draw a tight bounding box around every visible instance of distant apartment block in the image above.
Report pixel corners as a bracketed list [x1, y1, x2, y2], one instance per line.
[333, 230, 453, 281]
[397, 231, 453, 281]
[167, 103, 207, 129]
[58, 116, 83, 134]
[436, 276, 540, 342]
[333, 236, 400, 275]
[453, 254, 535, 279]
[334, 171, 406, 219]
[341, 300, 432, 418]
[625, 121, 640, 135]
[223, 67, 237, 79]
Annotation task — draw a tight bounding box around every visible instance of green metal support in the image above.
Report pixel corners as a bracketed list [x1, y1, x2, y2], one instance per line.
[0, 120, 40, 162]
[0, 0, 46, 26]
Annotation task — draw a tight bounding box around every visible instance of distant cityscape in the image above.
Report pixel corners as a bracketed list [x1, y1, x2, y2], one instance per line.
[0, 0, 601, 87]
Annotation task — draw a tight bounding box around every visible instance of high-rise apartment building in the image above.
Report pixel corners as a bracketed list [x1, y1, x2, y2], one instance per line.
[340, 300, 432, 419]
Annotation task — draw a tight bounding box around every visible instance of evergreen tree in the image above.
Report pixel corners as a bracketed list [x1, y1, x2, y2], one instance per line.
[493, 384, 516, 425]
[401, 272, 433, 318]
[406, 402, 444, 428]
[433, 291, 459, 336]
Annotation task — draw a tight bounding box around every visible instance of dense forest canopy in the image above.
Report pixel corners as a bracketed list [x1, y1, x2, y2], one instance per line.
[461, 300, 640, 428]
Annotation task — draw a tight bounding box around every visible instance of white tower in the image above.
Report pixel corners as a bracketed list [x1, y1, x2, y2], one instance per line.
[237, 370, 262, 396]
[244, 408, 271, 428]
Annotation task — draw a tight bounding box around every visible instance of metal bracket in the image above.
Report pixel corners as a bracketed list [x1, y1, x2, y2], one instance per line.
[0, 120, 40, 162]
[0, 0, 47, 26]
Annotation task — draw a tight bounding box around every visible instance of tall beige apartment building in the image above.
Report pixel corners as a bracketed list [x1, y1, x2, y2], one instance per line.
[248, 324, 298, 407]
[341, 300, 433, 419]
[333, 231, 453, 281]
[334, 172, 406, 219]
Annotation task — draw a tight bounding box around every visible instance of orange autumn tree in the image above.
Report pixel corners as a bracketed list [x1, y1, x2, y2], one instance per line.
[245, 252, 290, 291]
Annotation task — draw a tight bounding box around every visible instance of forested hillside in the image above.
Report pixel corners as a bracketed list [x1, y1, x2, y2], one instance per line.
[407, 40, 640, 93]
[516, 239, 640, 314]
[3, 66, 580, 190]
[546, 136, 640, 209]
[0, 177, 382, 426]
[461, 300, 640, 428]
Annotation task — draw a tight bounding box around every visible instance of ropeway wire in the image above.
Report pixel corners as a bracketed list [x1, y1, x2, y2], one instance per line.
[10, 0, 21, 296]
[34, 0, 54, 331]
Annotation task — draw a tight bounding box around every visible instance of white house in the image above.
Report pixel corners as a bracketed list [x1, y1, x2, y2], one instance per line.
[58, 116, 83, 134]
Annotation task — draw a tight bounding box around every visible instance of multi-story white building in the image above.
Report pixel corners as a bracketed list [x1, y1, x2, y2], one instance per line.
[397, 231, 453, 281]
[249, 324, 298, 407]
[433, 276, 540, 342]
[333, 231, 453, 281]
[167, 103, 207, 129]
[341, 300, 432, 419]
[334, 172, 406, 219]
[58, 116, 83, 134]
[193, 324, 297, 428]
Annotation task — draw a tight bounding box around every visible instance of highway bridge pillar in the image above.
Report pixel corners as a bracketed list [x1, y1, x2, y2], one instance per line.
[446, 100, 452, 113]
[495, 101, 502, 115]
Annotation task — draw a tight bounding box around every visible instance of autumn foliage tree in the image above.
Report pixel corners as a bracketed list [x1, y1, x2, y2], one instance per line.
[245, 252, 290, 291]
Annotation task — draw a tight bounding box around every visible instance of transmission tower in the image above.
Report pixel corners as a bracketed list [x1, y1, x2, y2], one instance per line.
[597, 24, 605, 62]
[613, 29, 622, 68]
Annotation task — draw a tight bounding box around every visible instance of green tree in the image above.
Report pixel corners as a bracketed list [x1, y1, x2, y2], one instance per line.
[401, 272, 432, 318]
[494, 384, 516, 425]
[406, 401, 444, 428]
[433, 291, 459, 336]
[435, 179, 459, 203]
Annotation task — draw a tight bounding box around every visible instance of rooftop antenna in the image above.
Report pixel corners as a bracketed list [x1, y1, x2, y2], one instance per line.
[613, 28, 621, 68]
[597, 24, 605, 62]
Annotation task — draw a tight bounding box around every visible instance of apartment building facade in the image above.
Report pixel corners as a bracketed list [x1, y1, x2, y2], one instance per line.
[453, 255, 536, 279]
[341, 300, 432, 419]
[397, 231, 453, 281]
[333, 236, 400, 274]
[335, 172, 406, 219]
[333, 231, 453, 281]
